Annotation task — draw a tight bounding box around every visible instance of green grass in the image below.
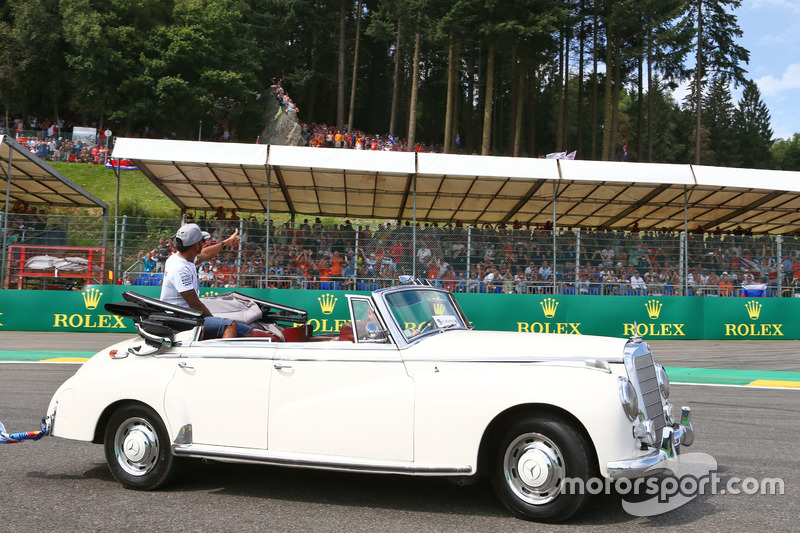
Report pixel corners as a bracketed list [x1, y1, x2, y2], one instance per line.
[52, 162, 180, 218]
[50, 162, 369, 226]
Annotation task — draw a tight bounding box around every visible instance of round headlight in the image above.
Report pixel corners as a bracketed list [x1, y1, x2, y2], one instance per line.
[655, 364, 670, 398]
[618, 377, 639, 421]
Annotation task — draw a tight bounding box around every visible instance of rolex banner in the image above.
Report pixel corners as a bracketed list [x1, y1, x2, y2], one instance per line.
[0, 286, 795, 340]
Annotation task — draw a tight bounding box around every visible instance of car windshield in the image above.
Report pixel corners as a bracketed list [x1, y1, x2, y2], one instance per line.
[384, 289, 466, 341]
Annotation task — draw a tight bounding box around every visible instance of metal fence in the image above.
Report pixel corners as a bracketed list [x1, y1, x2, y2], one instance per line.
[3, 211, 800, 297]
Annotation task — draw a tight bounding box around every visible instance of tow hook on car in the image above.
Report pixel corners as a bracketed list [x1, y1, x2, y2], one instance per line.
[0, 406, 55, 444]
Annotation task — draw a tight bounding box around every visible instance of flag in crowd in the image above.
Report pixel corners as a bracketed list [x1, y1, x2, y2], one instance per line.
[105, 159, 139, 171]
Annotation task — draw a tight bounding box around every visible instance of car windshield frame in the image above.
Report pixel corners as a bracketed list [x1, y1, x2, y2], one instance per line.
[378, 287, 469, 343]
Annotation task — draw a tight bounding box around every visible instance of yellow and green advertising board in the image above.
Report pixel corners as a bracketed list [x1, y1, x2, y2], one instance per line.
[0, 286, 795, 340]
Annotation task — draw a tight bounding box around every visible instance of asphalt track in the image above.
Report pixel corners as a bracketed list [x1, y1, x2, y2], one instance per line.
[1, 334, 798, 531]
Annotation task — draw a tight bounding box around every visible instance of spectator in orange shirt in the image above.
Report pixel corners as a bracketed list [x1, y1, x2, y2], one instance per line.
[330, 252, 343, 277]
[719, 272, 734, 296]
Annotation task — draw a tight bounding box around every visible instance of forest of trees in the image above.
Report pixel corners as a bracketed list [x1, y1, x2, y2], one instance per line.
[1, 0, 798, 170]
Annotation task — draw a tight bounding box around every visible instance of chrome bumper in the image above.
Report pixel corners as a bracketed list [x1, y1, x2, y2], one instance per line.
[607, 406, 694, 480]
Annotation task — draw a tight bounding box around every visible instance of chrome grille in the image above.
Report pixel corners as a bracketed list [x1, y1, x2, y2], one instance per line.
[631, 350, 666, 435]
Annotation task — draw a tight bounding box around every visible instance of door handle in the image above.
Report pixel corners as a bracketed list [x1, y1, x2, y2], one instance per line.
[178, 361, 194, 370]
[273, 363, 292, 370]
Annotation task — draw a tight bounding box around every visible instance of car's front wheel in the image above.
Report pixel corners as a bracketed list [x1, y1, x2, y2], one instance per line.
[490, 414, 594, 523]
[104, 404, 179, 490]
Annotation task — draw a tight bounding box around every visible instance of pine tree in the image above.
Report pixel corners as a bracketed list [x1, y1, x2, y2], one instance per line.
[733, 79, 773, 169]
[684, 0, 749, 164]
[702, 75, 738, 166]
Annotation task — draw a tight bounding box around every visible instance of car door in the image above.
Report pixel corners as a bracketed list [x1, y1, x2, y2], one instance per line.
[167, 339, 277, 449]
[268, 298, 414, 462]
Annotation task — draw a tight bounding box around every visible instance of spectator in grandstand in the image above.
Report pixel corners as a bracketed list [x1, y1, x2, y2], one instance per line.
[153, 238, 172, 271]
[137, 250, 157, 273]
[454, 272, 467, 293]
[616, 273, 631, 295]
[630, 271, 647, 296]
[417, 241, 432, 263]
[718, 272, 734, 296]
[538, 261, 552, 280]
[514, 271, 527, 294]
[199, 263, 215, 287]
[577, 274, 591, 295]
[704, 271, 720, 295]
[686, 270, 697, 293]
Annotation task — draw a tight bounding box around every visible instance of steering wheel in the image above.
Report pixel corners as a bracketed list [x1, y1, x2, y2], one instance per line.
[416, 319, 434, 335]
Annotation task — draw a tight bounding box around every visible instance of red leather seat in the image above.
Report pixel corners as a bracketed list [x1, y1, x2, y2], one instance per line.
[249, 329, 282, 342]
[338, 322, 354, 342]
[282, 325, 309, 342]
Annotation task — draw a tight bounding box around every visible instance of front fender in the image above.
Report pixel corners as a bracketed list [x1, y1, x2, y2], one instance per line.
[407, 361, 636, 477]
[48, 354, 181, 443]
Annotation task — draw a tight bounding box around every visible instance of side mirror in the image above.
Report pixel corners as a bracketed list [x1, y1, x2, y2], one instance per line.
[363, 321, 388, 342]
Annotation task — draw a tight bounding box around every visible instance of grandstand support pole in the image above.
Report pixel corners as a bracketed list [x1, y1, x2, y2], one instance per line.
[683, 185, 690, 294]
[552, 180, 557, 294]
[412, 173, 417, 279]
[355, 224, 360, 289]
[1, 145, 13, 288]
[237, 218, 244, 286]
[466, 226, 472, 281]
[265, 161, 271, 289]
[118, 215, 127, 279]
[114, 159, 121, 284]
[777, 235, 783, 297]
[679, 232, 685, 296]
[575, 228, 581, 289]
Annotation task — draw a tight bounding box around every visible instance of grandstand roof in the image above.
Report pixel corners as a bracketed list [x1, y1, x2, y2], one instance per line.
[112, 137, 800, 234]
[0, 135, 109, 211]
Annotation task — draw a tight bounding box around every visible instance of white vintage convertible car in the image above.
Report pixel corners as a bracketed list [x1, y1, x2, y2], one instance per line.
[40, 279, 693, 522]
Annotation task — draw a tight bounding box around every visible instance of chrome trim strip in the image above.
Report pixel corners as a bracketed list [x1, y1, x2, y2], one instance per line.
[405, 355, 624, 364]
[172, 445, 472, 475]
[170, 353, 623, 364]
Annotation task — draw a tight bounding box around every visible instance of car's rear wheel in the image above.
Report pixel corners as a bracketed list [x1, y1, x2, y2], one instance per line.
[104, 404, 178, 490]
[490, 414, 593, 523]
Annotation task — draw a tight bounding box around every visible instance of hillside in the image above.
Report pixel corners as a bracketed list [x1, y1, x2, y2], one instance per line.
[53, 162, 180, 218]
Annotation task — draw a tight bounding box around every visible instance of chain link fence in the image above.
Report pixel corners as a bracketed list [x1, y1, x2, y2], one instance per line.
[2, 211, 799, 297]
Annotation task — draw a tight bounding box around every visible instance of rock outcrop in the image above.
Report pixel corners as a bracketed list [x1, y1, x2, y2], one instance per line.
[259, 99, 307, 146]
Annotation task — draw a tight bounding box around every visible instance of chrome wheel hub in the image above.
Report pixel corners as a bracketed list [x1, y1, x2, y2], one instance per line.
[114, 417, 159, 476]
[504, 432, 565, 505]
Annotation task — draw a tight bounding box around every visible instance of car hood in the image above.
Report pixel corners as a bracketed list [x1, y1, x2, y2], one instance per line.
[402, 329, 629, 363]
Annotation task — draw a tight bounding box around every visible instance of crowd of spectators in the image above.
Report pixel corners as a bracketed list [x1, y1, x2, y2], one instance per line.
[4, 201, 48, 246]
[5, 75, 440, 158]
[127, 210, 800, 298]
[266, 77, 435, 152]
[2, 114, 116, 164]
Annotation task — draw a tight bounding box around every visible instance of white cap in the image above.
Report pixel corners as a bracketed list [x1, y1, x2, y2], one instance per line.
[175, 223, 210, 246]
